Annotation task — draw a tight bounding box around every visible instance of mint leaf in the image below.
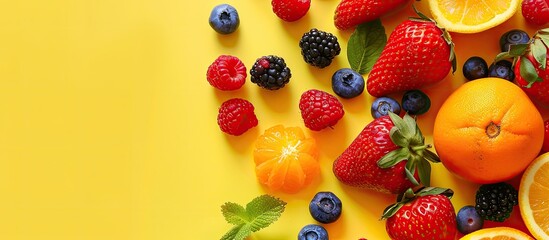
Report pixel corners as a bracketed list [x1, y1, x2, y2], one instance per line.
[347, 19, 387, 74]
[222, 202, 248, 225]
[532, 39, 547, 70]
[245, 195, 286, 232]
[220, 195, 286, 240]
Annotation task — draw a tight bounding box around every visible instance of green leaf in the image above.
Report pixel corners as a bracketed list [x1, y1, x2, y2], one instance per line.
[220, 225, 252, 240]
[245, 195, 286, 232]
[508, 43, 529, 56]
[520, 57, 543, 88]
[422, 149, 440, 163]
[495, 52, 512, 62]
[222, 202, 248, 225]
[417, 159, 431, 187]
[347, 19, 387, 74]
[405, 163, 419, 186]
[377, 147, 410, 168]
[220, 195, 286, 240]
[402, 114, 418, 138]
[417, 187, 454, 199]
[390, 127, 409, 147]
[388, 111, 413, 139]
[532, 39, 547, 70]
[381, 202, 404, 220]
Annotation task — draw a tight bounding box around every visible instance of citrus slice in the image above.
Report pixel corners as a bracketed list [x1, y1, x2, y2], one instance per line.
[253, 125, 319, 193]
[519, 152, 549, 240]
[459, 227, 534, 240]
[428, 0, 520, 33]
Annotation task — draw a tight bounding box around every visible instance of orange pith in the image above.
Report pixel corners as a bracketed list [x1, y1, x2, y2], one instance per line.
[433, 78, 544, 183]
[254, 125, 319, 193]
[519, 153, 549, 240]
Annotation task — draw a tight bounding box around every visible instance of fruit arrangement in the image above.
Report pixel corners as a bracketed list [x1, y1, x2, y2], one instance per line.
[206, 1, 549, 239]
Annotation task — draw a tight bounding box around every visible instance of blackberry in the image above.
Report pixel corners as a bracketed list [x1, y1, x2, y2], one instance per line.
[250, 55, 291, 90]
[475, 182, 518, 222]
[299, 28, 341, 68]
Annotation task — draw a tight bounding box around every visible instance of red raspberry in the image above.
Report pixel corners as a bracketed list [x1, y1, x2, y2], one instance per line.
[217, 98, 258, 136]
[271, 0, 310, 22]
[522, 0, 549, 25]
[299, 89, 344, 131]
[206, 55, 247, 91]
[542, 120, 549, 153]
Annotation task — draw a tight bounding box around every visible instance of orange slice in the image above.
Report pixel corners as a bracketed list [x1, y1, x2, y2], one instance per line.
[254, 125, 319, 193]
[519, 152, 549, 240]
[459, 227, 534, 240]
[428, 0, 520, 33]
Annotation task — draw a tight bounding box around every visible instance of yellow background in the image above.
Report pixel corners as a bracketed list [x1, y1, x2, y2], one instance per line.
[0, 0, 547, 239]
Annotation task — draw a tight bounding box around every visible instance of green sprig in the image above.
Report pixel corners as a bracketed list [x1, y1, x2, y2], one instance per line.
[220, 195, 286, 240]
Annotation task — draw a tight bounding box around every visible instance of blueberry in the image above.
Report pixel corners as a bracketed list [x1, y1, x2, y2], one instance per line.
[309, 192, 342, 224]
[402, 90, 431, 115]
[331, 68, 365, 99]
[488, 60, 515, 81]
[209, 4, 240, 34]
[456, 205, 484, 235]
[371, 97, 401, 119]
[298, 224, 329, 240]
[462, 56, 489, 81]
[499, 29, 530, 52]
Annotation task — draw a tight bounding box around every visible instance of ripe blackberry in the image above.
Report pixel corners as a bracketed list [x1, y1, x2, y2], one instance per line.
[475, 182, 518, 222]
[299, 28, 341, 68]
[250, 55, 291, 90]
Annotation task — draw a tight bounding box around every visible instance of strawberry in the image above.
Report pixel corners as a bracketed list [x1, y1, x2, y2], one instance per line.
[522, 0, 549, 26]
[333, 112, 440, 194]
[299, 89, 344, 131]
[366, 11, 456, 97]
[271, 0, 310, 22]
[497, 28, 549, 106]
[382, 187, 457, 240]
[334, 0, 410, 30]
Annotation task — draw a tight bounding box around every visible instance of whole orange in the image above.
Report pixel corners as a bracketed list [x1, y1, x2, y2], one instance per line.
[433, 78, 544, 184]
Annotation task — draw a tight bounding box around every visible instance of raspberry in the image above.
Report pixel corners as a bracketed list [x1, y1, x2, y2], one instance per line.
[217, 98, 258, 136]
[522, 0, 549, 26]
[271, 0, 310, 22]
[206, 55, 247, 91]
[299, 29, 341, 68]
[299, 89, 344, 131]
[250, 55, 291, 90]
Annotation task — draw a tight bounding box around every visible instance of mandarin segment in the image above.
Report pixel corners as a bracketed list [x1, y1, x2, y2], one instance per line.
[254, 125, 319, 193]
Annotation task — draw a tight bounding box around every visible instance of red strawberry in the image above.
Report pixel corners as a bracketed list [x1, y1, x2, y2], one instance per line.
[366, 13, 456, 97]
[383, 187, 457, 240]
[333, 112, 440, 194]
[522, 0, 549, 26]
[271, 0, 310, 22]
[500, 28, 549, 106]
[206, 55, 247, 91]
[217, 98, 258, 136]
[299, 89, 344, 131]
[334, 0, 410, 30]
[543, 120, 549, 153]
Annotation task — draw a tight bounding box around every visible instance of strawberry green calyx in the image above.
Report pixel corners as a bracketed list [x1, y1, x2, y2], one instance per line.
[377, 112, 440, 187]
[496, 28, 549, 88]
[381, 187, 454, 220]
[410, 5, 457, 73]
